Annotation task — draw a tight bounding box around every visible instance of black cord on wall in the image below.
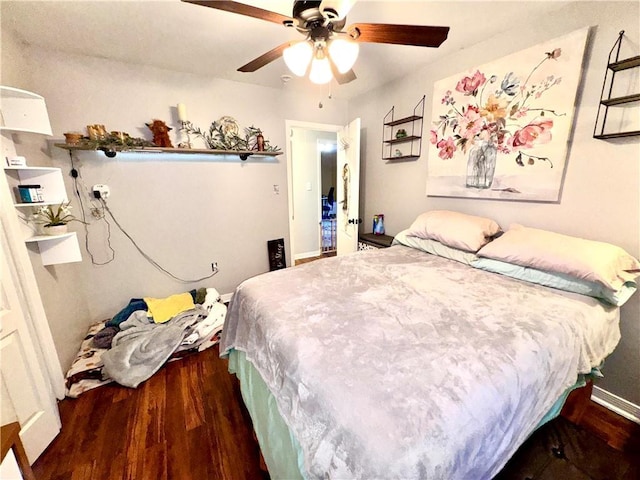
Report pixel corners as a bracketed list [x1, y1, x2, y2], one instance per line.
[99, 198, 218, 284]
[69, 151, 115, 265]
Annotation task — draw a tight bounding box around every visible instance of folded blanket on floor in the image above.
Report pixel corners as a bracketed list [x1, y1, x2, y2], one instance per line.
[102, 305, 207, 388]
[145, 292, 196, 324]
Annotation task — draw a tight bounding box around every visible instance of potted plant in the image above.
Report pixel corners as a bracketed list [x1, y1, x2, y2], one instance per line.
[31, 202, 77, 236]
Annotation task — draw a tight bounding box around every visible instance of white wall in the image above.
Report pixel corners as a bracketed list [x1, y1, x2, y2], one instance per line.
[1, 35, 346, 370]
[349, 2, 640, 404]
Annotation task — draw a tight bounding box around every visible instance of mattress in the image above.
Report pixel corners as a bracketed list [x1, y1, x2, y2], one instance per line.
[221, 245, 620, 479]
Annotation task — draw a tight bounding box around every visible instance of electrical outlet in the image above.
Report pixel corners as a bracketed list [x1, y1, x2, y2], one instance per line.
[92, 184, 110, 199]
[211, 262, 218, 272]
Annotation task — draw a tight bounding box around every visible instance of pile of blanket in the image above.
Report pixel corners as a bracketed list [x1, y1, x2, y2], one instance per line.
[64, 287, 226, 396]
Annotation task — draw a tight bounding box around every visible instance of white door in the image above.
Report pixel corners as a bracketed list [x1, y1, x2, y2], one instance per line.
[336, 118, 361, 256]
[0, 225, 61, 463]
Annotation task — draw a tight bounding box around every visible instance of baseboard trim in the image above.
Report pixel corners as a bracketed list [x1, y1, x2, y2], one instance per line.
[220, 292, 234, 304]
[591, 386, 640, 425]
[293, 250, 321, 261]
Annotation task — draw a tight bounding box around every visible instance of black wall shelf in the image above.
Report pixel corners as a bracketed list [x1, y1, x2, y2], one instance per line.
[382, 96, 425, 161]
[593, 31, 640, 140]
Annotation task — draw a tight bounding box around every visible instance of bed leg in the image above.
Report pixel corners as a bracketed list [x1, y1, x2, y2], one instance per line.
[550, 421, 567, 459]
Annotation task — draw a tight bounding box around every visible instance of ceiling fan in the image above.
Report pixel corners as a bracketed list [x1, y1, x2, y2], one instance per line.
[182, 0, 450, 85]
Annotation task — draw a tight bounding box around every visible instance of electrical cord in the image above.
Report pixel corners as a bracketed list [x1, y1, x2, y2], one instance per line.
[99, 197, 218, 283]
[69, 151, 115, 265]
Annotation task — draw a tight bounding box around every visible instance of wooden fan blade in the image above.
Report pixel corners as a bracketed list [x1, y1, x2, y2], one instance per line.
[347, 23, 449, 47]
[181, 0, 293, 25]
[238, 42, 292, 72]
[328, 56, 357, 84]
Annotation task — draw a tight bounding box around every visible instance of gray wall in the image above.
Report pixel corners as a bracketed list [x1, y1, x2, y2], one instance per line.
[349, 2, 640, 404]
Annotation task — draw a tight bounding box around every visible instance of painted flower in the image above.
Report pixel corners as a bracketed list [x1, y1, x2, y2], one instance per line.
[479, 94, 509, 123]
[455, 70, 486, 96]
[441, 90, 455, 105]
[458, 106, 483, 140]
[430, 129, 438, 145]
[546, 48, 561, 60]
[511, 118, 554, 149]
[500, 72, 520, 96]
[437, 137, 456, 159]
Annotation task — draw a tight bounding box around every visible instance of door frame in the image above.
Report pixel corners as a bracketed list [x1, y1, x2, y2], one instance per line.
[285, 120, 342, 266]
[0, 150, 65, 401]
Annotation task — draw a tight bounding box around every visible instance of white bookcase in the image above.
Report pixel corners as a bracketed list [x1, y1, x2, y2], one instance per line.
[1, 86, 81, 266]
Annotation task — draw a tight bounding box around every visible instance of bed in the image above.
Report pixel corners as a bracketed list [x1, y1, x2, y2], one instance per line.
[220, 212, 637, 479]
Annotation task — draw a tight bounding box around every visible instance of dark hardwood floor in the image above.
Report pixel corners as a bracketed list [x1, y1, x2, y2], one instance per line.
[34, 346, 639, 479]
[294, 251, 336, 266]
[34, 346, 267, 480]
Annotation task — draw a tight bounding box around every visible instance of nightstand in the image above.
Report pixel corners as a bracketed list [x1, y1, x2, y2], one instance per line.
[358, 233, 394, 250]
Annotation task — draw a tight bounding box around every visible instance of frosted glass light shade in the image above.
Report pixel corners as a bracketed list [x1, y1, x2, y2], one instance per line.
[283, 41, 313, 77]
[328, 39, 359, 73]
[309, 57, 333, 84]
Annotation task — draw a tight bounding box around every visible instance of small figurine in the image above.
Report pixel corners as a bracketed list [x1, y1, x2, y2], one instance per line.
[146, 119, 174, 148]
[396, 128, 407, 139]
[256, 130, 265, 151]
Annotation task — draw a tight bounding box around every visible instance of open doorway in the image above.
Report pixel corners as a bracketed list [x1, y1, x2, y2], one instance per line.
[319, 141, 337, 256]
[286, 121, 338, 263]
[286, 119, 361, 266]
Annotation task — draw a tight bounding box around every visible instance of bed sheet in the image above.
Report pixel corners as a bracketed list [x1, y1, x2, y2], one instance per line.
[221, 245, 620, 479]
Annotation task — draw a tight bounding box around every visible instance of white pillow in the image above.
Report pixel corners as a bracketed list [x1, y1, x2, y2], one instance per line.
[406, 210, 502, 252]
[393, 229, 478, 265]
[477, 224, 640, 291]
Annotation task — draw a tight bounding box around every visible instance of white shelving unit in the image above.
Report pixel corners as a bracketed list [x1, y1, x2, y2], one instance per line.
[1, 86, 81, 266]
[4, 166, 68, 206]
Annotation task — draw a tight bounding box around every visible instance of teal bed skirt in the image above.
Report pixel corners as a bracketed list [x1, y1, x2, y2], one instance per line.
[228, 348, 595, 480]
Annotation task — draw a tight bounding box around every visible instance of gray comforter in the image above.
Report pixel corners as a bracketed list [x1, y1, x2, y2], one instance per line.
[103, 306, 207, 388]
[221, 245, 620, 479]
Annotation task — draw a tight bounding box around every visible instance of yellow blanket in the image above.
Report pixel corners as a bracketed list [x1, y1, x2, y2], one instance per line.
[144, 292, 195, 324]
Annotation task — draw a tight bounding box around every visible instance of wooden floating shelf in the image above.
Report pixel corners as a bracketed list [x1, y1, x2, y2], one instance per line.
[600, 93, 640, 106]
[54, 144, 282, 160]
[383, 135, 421, 145]
[608, 55, 640, 71]
[384, 115, 422, 127]
[593, 130, 640, 139]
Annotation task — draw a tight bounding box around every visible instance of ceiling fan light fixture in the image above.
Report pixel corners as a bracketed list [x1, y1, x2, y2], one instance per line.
[328, 38, 359, 73]
[283, 41, 313, 77]
[309, 55, 332, 85]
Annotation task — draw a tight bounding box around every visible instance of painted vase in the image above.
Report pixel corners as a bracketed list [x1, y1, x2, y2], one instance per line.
[466, 140, 497, 189]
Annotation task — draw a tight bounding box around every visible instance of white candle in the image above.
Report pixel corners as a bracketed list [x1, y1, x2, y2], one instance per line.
[177, 103, 187, 122]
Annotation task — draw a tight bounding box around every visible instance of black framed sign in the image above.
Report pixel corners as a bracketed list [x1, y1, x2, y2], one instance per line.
[267, 238, 286, 271]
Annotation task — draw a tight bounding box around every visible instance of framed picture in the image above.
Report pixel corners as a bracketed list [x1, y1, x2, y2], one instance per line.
[427, 28, 589, 201]
[268, 238, 286, 271]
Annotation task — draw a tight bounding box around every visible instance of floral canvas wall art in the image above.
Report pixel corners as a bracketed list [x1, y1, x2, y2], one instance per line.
[427, 28, 588, 201]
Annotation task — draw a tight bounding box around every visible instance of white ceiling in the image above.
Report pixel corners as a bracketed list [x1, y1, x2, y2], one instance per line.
[1, 0, 571, 100]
